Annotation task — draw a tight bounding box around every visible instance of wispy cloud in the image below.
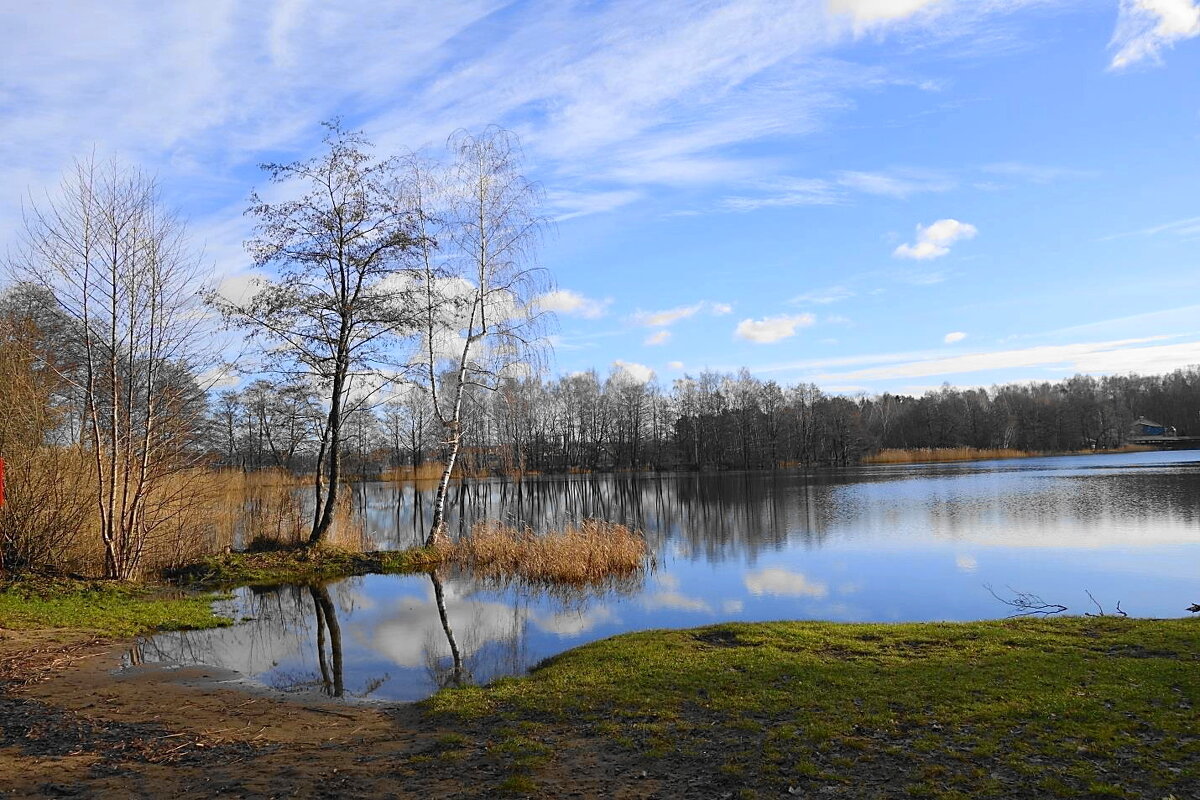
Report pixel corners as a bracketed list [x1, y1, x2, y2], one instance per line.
[792, 285, 856, 305]
[980, 161, 1097, 184]
[1099, 215, 1200, 241]
[633, 301, 732, 327]
[644, 330, 671, 346]
[813, 335, 1186, 382]
[943, 331, 967, 344]
[837, 168, 956, 198]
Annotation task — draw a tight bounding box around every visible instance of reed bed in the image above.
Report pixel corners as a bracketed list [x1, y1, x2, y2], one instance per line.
[863, 447, 1039, 464]
[433, 519, 650, 586]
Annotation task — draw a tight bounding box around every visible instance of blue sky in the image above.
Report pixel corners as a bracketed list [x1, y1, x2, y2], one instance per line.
[3, 0, 1200, 395]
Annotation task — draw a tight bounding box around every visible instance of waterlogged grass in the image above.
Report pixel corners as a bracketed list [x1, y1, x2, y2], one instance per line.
[0, 575, 232, 637]
[425, 617, 1199, 798]
[165, 546, 436, 588]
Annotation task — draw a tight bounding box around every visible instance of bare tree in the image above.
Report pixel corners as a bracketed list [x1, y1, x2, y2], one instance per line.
[11, 157, 210, 579]
[406, 128, 549, 546]
[211, 122, 416, 546]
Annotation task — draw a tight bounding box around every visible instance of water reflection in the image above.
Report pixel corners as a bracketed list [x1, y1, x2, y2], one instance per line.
[137, 451, 1200, 701]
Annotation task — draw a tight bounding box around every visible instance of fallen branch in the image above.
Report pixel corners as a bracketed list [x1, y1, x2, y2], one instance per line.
[985, 585, 1068, 617]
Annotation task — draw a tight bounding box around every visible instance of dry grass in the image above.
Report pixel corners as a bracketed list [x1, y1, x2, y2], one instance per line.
[433, 519, 650, 586]
[863, 447, 1035, 464]
[207, 469, 364, 553]
[863, 444, 1156, 465]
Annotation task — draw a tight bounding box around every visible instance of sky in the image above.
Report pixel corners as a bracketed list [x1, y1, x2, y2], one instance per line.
[3, 0, 1200, 396]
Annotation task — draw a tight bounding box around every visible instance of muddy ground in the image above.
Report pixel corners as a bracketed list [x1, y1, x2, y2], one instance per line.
[0, 630, 666, 799]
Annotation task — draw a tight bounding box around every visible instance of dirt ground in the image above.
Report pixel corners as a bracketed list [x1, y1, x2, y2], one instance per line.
[0, 629, 668, 799]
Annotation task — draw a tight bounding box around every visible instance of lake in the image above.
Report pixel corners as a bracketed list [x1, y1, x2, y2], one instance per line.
[132, 450, 1200, 701]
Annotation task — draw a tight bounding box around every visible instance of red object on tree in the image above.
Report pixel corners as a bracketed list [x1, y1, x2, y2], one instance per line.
[0, 457, 5, 508]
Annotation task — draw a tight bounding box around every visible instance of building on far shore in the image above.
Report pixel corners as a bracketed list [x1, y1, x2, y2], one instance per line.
[1130, 417, 1176, 438]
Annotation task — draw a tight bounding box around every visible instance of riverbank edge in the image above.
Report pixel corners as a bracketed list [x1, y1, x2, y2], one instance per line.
[1, 604, 1196, 798]
[0, 545, 438, 635]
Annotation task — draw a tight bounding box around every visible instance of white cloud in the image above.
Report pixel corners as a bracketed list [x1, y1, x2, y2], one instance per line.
[943, 331, 967, 344]
[710, 302, 734, 315]
[893, 218, 977, 260]
[215, 272, 265, 306]
[735, 313, 816, 343]
[744, 567, 828, 598]
[667, 360, 685, 370]
[827, 0, 944, 24]
[611, 359, 655, 384]
[537, 289, 610, 319]
[1110, 0, 1200, 69]
[645, 330, 671, 346]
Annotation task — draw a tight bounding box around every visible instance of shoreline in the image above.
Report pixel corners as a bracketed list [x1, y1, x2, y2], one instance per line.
[2, 586, 1196, 797]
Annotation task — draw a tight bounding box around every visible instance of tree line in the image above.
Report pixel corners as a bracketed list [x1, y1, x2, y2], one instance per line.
[208, 365, 1200, 475]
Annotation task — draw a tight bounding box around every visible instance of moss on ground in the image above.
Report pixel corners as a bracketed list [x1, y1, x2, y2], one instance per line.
[0, 574, 232, 637]
[164, 546, 437, 588]
[424, 617, 1200, 798]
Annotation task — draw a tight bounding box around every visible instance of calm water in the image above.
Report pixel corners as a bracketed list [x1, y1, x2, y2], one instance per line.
[133, 450, 1200, 701]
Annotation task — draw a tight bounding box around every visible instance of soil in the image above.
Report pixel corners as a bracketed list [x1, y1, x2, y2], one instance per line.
[0, 629, 671, 799]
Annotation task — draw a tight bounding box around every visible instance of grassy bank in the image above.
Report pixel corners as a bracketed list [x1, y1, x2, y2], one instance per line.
[165, 546, 438, 588]
[0, 575, 232, 637]
[425, 616, 1198, 798]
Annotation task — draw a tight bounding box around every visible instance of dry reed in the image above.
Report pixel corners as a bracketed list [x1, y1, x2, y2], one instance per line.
[433, 519, 650, 586]
[863, 445, 1154, 465]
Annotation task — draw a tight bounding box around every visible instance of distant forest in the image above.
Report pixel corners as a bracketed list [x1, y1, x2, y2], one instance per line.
[215, 367, 1200, 475]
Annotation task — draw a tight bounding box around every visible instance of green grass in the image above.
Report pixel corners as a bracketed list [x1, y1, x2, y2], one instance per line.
[424, 617, 1200, 797]
[0, 575, 233, 637]
[164, 545, 436, 588]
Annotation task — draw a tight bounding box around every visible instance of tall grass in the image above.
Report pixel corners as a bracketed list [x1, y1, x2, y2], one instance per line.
[207, 469, 364, 552]
[433, 519, 650, 586]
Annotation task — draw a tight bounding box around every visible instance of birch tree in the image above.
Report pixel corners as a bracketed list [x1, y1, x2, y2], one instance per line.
[407, 128, 548, 545]
[212, 122, 416, 546]
[11, 157, 210, 579]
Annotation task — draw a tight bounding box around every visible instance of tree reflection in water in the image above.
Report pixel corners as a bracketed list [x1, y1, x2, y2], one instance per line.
[427, 570, 469, 689]
[310, 584, 344, 697]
